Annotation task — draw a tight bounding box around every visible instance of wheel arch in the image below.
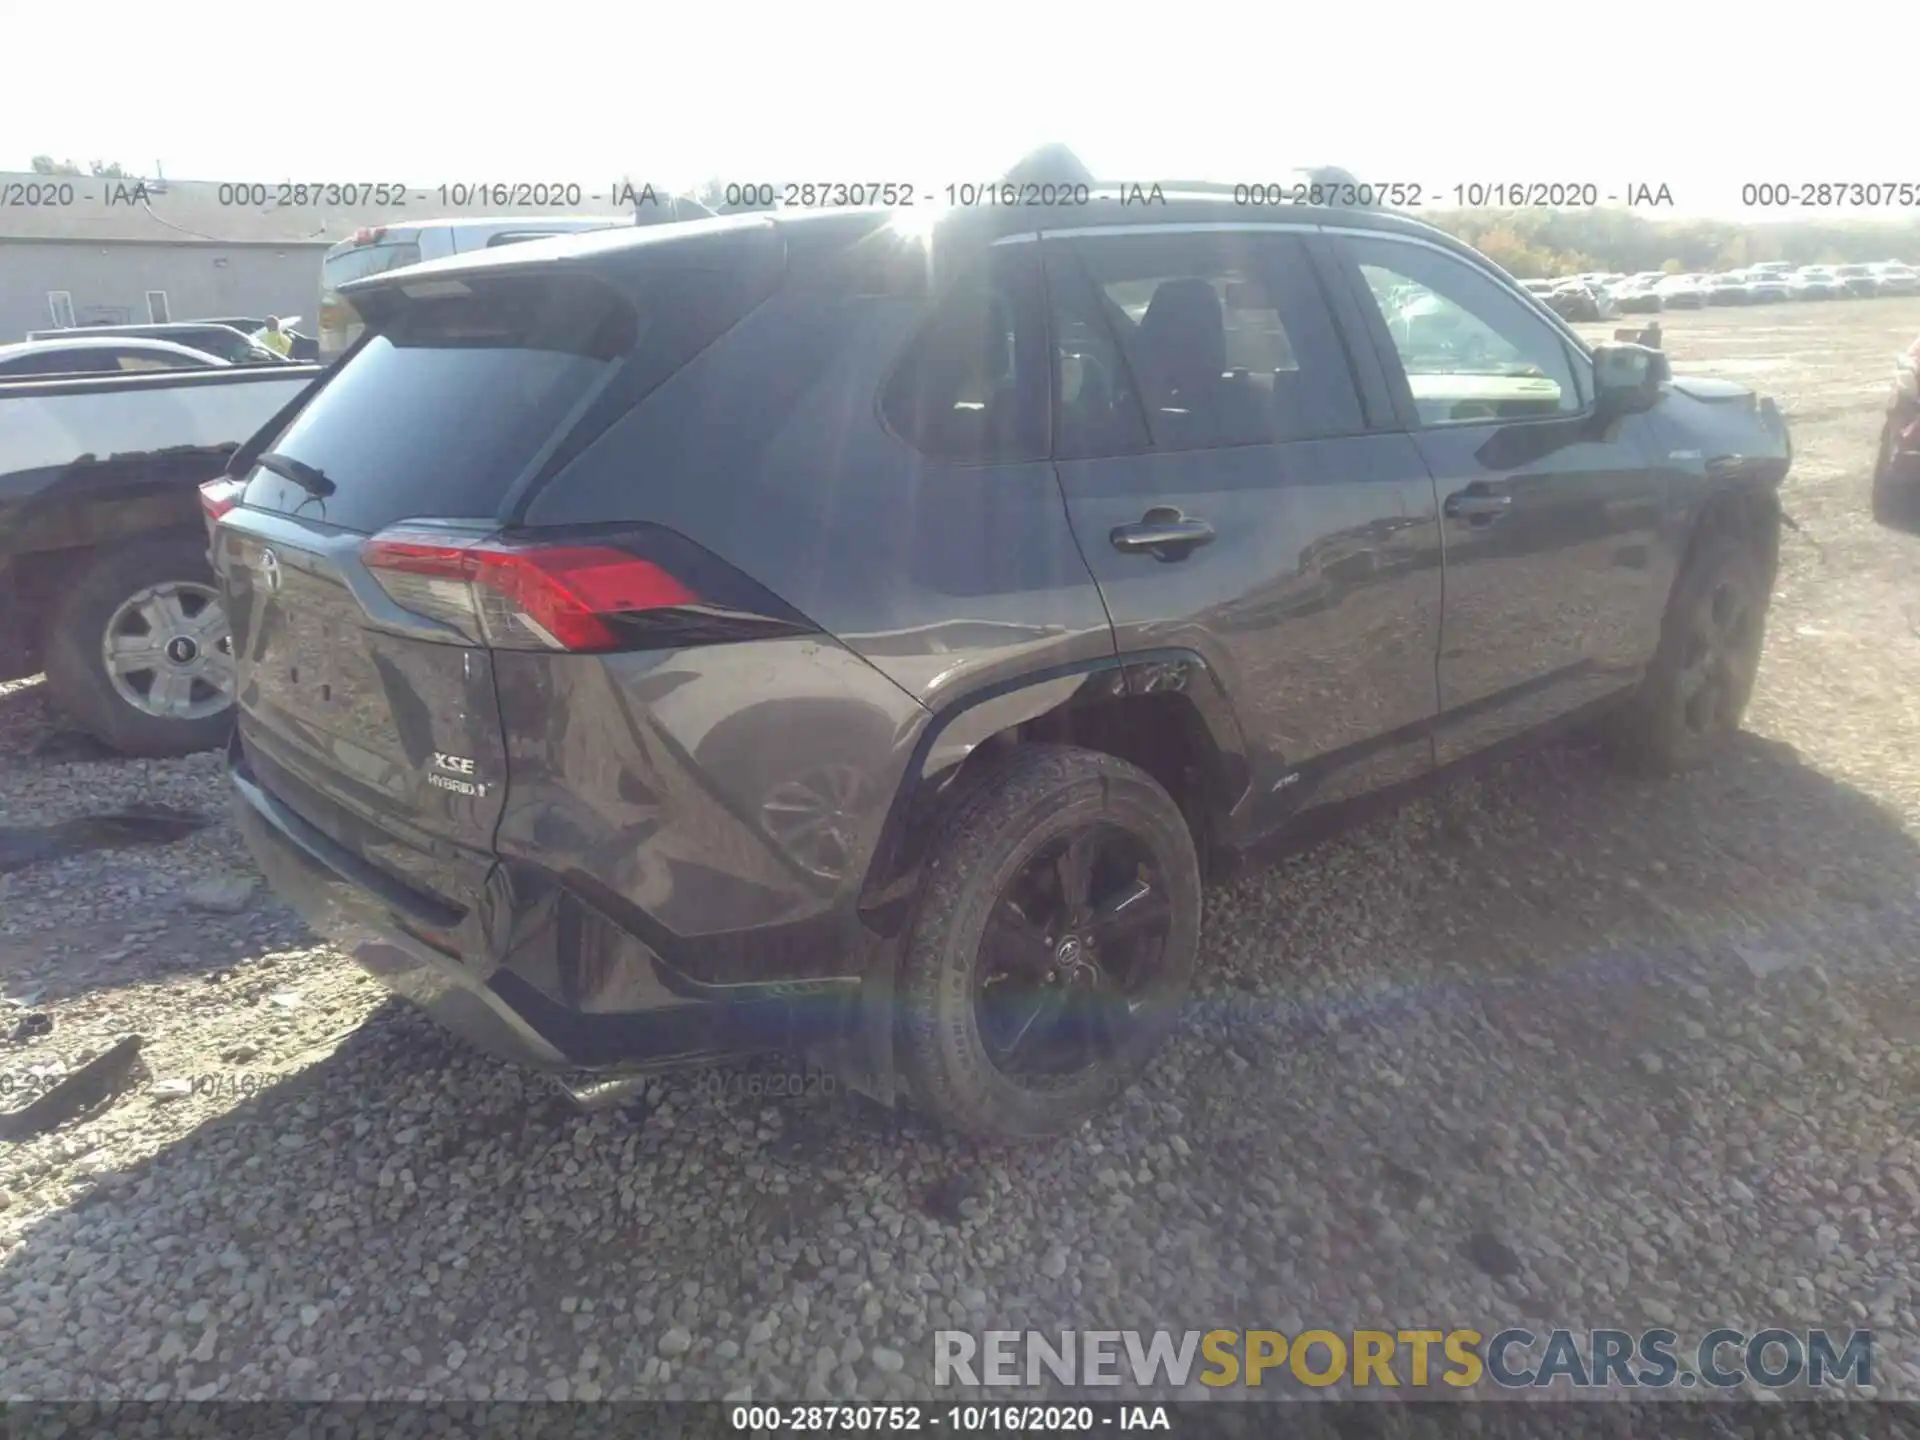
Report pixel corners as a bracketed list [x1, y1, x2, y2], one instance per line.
[857, 649, 1250, 935]
[1672, 482, 1782, 609]
[21, 524, 208, 659]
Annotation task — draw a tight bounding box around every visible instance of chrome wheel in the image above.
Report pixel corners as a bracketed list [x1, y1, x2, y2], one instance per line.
[100, 581, 234, 721]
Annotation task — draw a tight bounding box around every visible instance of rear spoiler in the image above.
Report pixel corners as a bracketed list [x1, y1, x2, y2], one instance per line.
[1614, 321, 1663, 349]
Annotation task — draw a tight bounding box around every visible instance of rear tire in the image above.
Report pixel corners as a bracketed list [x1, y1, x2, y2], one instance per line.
[40, 533, 235, 758]
[896, 745, 1201, 1143]
[1612, 532, 1769, 773]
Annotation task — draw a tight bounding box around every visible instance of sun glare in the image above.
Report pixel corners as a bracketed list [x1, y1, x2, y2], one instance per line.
[888, 203, 948, 242]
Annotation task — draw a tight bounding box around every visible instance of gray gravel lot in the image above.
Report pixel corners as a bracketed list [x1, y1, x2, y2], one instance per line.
[2, 299, 1919, 1409]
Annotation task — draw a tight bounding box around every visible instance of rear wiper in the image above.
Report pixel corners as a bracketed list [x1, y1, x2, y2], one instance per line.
[255, 451, 336, 499]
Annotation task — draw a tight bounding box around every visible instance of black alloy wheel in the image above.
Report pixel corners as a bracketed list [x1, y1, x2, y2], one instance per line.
[973, 822, 1174, 1083]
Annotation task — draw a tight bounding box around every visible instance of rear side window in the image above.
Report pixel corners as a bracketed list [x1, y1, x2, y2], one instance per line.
[1062, 231, 1366, 451]
[190, 329, 255, 363]
[880, 247, 1048, 464]
[116, 350, 190, 371]
[0, 351, 70, 376]
[243, 274, 638, 532]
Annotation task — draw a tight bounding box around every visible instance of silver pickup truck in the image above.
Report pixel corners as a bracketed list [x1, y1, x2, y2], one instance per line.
[1, 363, 321, 755]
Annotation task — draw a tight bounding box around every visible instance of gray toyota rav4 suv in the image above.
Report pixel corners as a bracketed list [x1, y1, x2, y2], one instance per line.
[209, 150, 1791, 1141]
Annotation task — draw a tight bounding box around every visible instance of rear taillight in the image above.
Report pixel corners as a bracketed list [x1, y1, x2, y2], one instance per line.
[361, 529, 698, 652]
[199, 477, 244, 524]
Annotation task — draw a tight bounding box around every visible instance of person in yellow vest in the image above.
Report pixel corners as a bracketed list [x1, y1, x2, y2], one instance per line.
[256, 316, 293, 359]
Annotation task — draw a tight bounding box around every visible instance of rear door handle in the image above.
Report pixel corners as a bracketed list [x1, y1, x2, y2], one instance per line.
[1443, 490, 1513, 524]
[1110, 507, 1215, 562]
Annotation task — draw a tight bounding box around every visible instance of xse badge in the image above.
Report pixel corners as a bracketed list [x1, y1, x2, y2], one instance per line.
[427, 752, 489, 796]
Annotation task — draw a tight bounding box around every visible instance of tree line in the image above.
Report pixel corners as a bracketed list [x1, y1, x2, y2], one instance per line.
[1421, 207, 1920, 278]
[29, 156, 129, 178]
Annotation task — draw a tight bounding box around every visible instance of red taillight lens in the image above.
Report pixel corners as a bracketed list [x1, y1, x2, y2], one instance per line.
[361, 531, 698, 651]
[199, 476, 244, 523]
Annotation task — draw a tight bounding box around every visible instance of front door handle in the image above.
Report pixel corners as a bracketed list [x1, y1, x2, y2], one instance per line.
[1110, 507, 1215, 562]
[1443, 489, 1513, 525]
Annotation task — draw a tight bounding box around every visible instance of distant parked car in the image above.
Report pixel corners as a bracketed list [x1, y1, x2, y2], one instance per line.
[1871, 264, 1919, 297]
[1613, 282, 1664, 314]
[1655, 275, 1707, 309]
[1790, 268, 1843, 300]
[26, 322, 284, 366]
[1834, 264, 1881, 298]
[0, 336, 230, 378]
[1872, 333, 1920, 526]
[1743, 272, 1792, 303]
[1707, 274, 1752, 306]
[1544, 282, 1602, 321]
[198, 317, 321, 362]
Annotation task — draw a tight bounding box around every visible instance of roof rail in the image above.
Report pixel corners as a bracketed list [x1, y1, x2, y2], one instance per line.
[996, 147, 1384, 207]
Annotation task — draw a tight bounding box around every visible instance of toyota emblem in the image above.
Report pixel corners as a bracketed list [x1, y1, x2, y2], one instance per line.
[258, 547, 282, 593]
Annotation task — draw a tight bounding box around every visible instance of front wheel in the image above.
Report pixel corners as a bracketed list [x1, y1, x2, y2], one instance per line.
[40, 533, 236, 757]
[1613, 532, 1770, 773]
[897, 745, 1202, 1143]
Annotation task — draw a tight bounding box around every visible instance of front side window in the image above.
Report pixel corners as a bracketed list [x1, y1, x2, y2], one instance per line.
[1064, 231, 1365, 451]
[880, 248, 1047, 464]
[1342, 236, 1585, 425]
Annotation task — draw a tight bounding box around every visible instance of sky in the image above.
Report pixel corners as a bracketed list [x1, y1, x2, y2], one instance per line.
[4, 2, 1915, 223]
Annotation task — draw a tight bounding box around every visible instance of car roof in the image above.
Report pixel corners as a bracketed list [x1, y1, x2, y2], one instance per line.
[31, 321, 255, 339]
[340, 188, 1494, 304]
[323, 215, 629, 252]
[0, 335, 225, 361]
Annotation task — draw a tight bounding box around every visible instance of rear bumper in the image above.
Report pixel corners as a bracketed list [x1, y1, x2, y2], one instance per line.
[231, 741, 895, 1089]
[232, 755, 573, 1069]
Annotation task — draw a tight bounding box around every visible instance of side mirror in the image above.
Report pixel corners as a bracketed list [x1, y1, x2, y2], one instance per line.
[1592, 342, 1670, 416]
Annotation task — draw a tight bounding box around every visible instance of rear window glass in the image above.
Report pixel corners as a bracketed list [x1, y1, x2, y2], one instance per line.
[323, 242, 424, 288]
[242, 275, 637, 532]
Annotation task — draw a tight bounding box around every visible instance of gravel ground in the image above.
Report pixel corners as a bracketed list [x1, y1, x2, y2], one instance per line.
[2, 298, 1919, 1410]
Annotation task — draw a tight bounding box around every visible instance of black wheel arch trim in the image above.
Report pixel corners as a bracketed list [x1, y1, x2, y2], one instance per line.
[855, 647, 1250, 928]
[1672, 477, 1783, 601]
